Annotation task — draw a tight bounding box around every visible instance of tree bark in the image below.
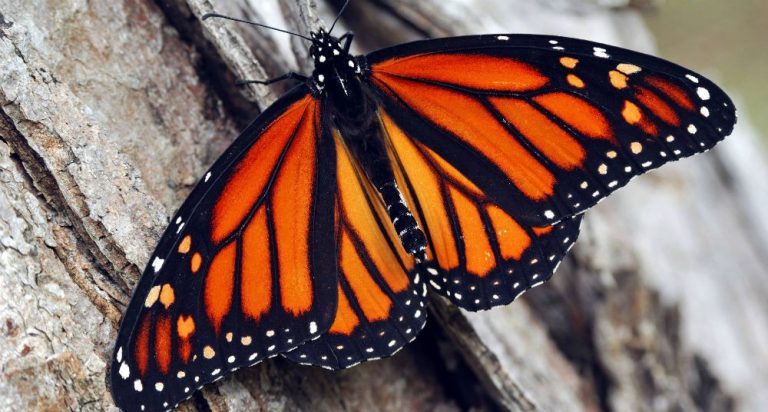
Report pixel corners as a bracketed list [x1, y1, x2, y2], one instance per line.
[1, 0, 766, 411]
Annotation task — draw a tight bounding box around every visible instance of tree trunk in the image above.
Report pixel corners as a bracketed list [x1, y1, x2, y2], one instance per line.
[1, 0, 766, 411]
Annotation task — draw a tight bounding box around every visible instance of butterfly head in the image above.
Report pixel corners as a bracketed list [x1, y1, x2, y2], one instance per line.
[308, 29, 359, 91]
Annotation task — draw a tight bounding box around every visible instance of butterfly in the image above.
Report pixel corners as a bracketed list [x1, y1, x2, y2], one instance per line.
[108, 6, 736, 411]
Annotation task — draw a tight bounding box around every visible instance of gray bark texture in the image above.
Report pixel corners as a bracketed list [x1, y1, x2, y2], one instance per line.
[1, 0, 766, 411]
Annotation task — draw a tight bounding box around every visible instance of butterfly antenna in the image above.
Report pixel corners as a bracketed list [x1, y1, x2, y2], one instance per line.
[202, 13, 313, 42]
[328, 0, 351, 34]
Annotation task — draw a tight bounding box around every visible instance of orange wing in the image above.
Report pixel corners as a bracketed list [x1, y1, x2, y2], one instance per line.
[367, 42, 734, 227]
[366, 40, 734, 309]
[284, 131, 427, 369]
[379, 110, 581, 310]
[111, 90, 338, 412]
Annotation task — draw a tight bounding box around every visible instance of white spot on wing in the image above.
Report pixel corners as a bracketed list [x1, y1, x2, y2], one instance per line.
[151, 257, 164, 273]
[133, 379, 143, 392]
[119, 362, 130, 379]
[309, 321, 318, 334]
[593, 47, 610, 58]
[686, 74, 699, 83]
[697, 87, 711, 100]
[497, 35, 510, 41]
[204, 171, 212, 182]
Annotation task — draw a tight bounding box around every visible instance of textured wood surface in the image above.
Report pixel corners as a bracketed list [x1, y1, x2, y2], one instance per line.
[1, 0, 766, 411]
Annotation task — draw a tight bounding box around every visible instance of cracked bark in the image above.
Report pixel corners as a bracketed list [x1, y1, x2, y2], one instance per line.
[1, 0, 766, 411]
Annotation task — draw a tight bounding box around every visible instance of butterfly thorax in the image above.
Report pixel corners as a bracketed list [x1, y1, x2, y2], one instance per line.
[309, 29, 426, 257]
[308, 29, 360, 96]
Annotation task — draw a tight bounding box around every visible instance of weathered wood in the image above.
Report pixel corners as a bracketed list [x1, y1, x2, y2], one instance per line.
[1, 0, 766, 411]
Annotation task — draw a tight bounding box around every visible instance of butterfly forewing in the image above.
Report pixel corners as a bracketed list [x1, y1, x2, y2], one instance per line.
[366, 34, 736, 227]
[110, 88, 338, 412]
[364, 34, 734, 311]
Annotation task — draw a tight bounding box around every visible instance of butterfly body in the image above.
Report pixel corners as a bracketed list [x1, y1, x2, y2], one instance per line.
[111, 26, 735, 412]
[311, 29, 427, 255]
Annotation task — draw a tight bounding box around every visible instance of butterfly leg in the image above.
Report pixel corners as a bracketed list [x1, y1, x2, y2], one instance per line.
[235, 71, 308, 86]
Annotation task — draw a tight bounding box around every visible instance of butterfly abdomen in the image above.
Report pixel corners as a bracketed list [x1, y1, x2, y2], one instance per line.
[379, 181, 426, 255]
[343, 133, 427, 256]
[330, 78, 427, 257]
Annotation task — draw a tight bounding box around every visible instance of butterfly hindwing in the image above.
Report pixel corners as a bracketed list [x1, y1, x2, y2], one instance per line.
[110, 87, 338, 412]
[283, 131, 427, 369]
[366, 34, 736, 228]
[378, 109, 582, 310]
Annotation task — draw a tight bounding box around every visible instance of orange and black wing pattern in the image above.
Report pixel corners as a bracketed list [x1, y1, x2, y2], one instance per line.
[284, 131, 427, 369]
[366, 34, 735, 309]
[380, 110, 581, 310]
[110, 87, 338, 412]
[110, 29, 738, 411]
[367, 35, 735, 227]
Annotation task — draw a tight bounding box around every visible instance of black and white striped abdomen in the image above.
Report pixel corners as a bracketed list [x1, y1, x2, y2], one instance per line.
[378, 181, 426, 256]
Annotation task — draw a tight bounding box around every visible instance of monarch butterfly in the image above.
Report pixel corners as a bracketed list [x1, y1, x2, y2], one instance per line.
[109, 4, 736, 411]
